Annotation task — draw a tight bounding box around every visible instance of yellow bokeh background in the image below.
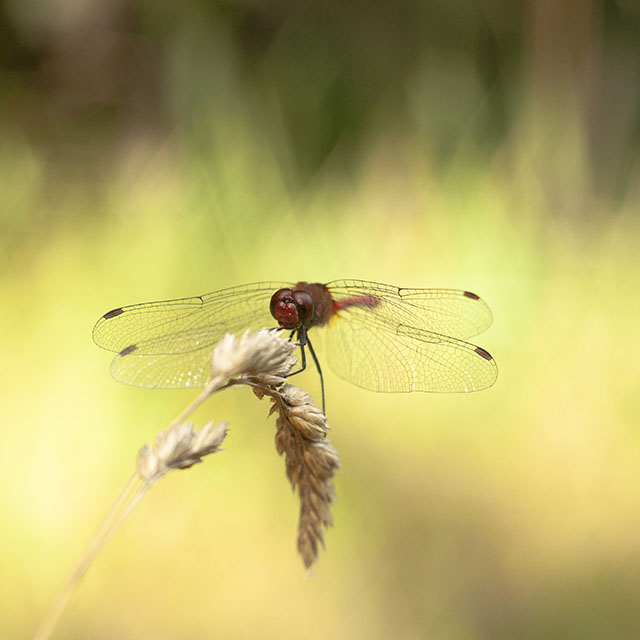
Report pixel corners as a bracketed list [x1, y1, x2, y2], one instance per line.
[2, 2, 640, 638]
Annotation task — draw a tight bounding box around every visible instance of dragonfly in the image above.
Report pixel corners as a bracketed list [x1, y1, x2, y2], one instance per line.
[93, 280, 498, 410]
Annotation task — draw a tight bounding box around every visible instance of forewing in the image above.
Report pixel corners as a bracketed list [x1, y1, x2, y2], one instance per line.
[93, 282, 289, 388]
[322, 304, 497, 393]
[326, 279, 493, 339]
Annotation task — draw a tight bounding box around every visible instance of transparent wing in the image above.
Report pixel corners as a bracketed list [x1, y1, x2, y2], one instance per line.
[322, 310, 497, 392]
[326, 279, 493, 339]
[322, 280, 497, 392]
[109, 349, 221, 389]
[93, 282, 290, 388]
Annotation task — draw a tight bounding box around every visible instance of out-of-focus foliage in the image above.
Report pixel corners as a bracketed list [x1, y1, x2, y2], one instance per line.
[2, 1, 640, 638]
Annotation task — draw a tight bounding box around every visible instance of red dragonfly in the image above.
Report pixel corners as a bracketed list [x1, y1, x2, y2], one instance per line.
[93, 280, 497, 408]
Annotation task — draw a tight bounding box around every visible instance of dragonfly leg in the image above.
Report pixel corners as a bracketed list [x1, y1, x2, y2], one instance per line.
[286, 328, 308, 377]
[284, 328, 326, 414]
[305, 334, 326, 415]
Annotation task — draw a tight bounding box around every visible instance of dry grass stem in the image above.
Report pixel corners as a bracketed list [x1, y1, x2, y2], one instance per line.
[34, 329, 334, 640]
[32, 419, 228, 640]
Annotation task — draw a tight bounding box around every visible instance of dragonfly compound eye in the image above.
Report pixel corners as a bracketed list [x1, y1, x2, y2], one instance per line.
[270, 288, 299, 329]
[292, 290, 314, 326]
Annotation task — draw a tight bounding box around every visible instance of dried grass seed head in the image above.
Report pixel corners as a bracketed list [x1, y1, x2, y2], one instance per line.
[137, 420, 228, 483]
[259, 382, 339, 568]
[210, 329, 297, 382]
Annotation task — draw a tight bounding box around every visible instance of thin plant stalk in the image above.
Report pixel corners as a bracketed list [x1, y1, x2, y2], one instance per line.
[33, 383, 230, 640]
[33, 329, 338, 639]
[32, 471, 138, 640]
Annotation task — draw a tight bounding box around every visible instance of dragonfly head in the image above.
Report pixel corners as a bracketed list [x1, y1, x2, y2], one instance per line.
[270, 288, 314, 330]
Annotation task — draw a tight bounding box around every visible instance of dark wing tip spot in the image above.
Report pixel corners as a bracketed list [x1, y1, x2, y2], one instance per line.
[474, 346, 493, 361]
[463, 291, 480, 300]
[104, 308, 125, 319]
[119, 344, 138, 356]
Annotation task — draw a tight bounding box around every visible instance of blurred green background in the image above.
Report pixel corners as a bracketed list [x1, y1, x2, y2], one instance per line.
[2, 0, 640, 638]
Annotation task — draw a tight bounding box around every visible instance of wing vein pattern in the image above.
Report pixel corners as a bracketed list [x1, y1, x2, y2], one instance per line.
[323, 280, 496, 392]
[93, 282, 289, 388]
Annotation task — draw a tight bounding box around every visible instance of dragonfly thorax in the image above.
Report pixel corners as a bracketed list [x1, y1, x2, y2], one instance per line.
[270, 288, 314, 330]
